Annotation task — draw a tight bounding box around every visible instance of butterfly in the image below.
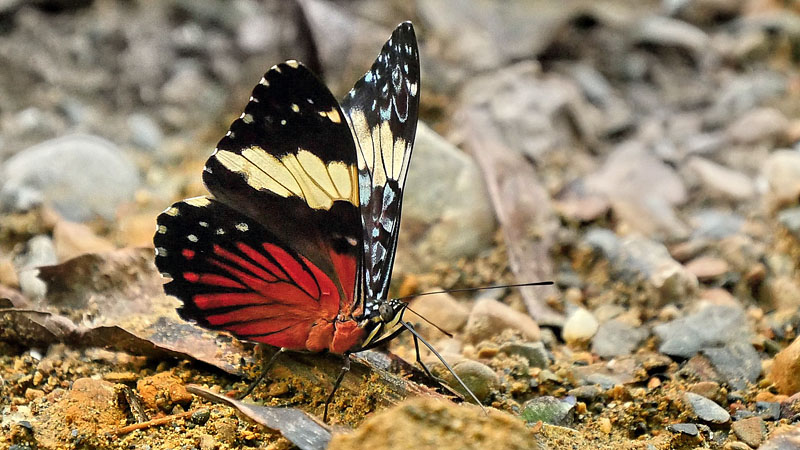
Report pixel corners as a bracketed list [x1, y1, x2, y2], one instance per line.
[154, 22, 480, 417]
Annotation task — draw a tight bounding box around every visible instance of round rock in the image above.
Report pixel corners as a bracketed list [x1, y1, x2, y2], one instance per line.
[463, 298, 540, 344]
[446, 360, 499, 403]
[0, 135, 140, 221]
[562, 308, 599, 345]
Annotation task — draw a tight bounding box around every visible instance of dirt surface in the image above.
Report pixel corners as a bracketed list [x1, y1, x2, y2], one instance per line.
[3, 0, 800, 449]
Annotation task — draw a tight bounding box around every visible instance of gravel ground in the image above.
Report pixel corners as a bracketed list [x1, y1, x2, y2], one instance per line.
[2, 1, 800, 449]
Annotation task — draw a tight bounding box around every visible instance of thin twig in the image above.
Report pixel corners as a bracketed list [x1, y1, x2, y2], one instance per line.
[114, 410, 195, 435]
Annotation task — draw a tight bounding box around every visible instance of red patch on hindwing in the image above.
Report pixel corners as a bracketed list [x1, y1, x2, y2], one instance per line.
[155, 197, 364, 353]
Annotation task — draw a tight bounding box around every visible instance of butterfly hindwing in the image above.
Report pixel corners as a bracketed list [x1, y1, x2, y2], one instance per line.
[154, 197, 355, 351]
[340, 22, 420, 302]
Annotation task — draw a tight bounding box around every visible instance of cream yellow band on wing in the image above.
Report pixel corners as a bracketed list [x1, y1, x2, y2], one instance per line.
[214, 147, 357, 210]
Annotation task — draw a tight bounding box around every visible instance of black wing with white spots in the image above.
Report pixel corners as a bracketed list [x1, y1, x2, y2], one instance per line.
[340, 22, 420, 305]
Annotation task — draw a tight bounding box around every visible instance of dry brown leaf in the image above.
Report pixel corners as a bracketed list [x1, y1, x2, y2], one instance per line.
[458, 109, 564, 325]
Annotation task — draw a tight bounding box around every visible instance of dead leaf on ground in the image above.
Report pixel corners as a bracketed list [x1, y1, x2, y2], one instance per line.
[187, 384, 332, 450]
[0, 247, 251, 374]
[457, 109, 564, 326]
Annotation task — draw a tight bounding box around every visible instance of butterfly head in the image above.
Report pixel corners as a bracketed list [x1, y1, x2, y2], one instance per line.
[357, 298, 408, 350]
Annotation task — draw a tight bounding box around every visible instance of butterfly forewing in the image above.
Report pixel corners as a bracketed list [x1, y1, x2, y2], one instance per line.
[203, 60, 363, 310]
[340, 22, 420, 303]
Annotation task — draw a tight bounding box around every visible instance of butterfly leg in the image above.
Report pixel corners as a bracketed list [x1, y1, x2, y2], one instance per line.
[408, 322, 444, 382]
[239, 347, 287, 399]
[323, 353, 350, 422]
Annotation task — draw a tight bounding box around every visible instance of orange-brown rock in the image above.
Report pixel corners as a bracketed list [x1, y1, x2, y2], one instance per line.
[136, 371, 193, 412]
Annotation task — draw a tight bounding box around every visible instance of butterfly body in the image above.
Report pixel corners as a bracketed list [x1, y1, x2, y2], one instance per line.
[154, 23, 419, 356]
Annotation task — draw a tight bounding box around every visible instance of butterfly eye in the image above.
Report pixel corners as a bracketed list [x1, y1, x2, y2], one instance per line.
[378, 302, 394, 322]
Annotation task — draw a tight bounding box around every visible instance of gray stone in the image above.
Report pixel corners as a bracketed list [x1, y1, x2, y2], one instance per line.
[778, 207, 800, 240]
[686, 157, 755, 201]
[455, 62, 599, 161]
[705, 71, 786, 126]
[667, 423, 700, 436]
[0, 135, 140, 221]
[236, 13, 281, 54]
[755, 401, 781, 421]
[128, 113, 163, 151]
[702, 341, 761, 390]
[592, 319, 650, 358]
[583, 229, 698, 305]
[499, 342, 551, 369]
[448, 360, 499, 403]
[726, 107, 789, 145]
[666, 0, 745, 26]
[418, 0, 581, 72]
[520, 396, 575, 426]
[395, 123, 495, 272]
[689, 210, 744, 240]
[583, 373, 620, 390]
[685, 392, 730, 423]
[583, 143, 689, 239]
[655, 304, 750, 358]
[567, 385, 604, 403]
[633, 16, 710, 58]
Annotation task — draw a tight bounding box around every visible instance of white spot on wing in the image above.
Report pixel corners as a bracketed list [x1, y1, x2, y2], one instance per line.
[235, 223, 249, 232]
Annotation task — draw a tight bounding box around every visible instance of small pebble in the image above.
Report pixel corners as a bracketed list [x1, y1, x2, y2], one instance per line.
[498, 342, 551, 369]
[520, 396, 575, 426]
[768, 335, 800, 395]
[755, 401, 781, 421]
[667, 423, 699, 436]
[562, 308, 599, 345]
[463, 298, 540, 344]
[191, 408, 211, 425]
[198, 433, 217, 450]
[446, 360, 499, 403]
[685, 392, 730, 423]
[731, 416, 765, 448]
[689, 381, 722, 402]
[568, 385, 604, 403]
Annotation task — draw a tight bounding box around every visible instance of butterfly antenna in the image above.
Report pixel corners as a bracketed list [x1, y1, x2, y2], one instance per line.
[394, 281, 554, 302]
[404, 305, 454, 338]
[400, 319, 487, 414]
